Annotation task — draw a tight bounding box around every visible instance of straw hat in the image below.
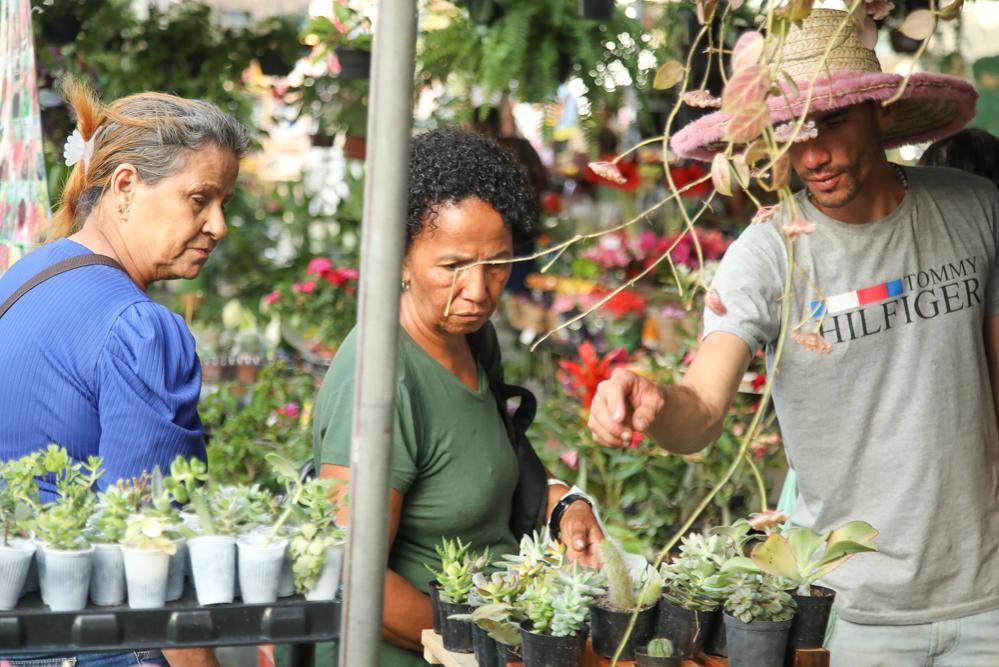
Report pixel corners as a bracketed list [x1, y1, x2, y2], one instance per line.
[671, 8, 978, 161]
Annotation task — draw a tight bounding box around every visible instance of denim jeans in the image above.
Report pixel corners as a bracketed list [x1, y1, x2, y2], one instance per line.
[827, 607, 999, 667]
[0, 649, 167, 666]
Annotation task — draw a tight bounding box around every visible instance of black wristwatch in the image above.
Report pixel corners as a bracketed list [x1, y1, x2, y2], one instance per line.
[548, 493, 593, 542]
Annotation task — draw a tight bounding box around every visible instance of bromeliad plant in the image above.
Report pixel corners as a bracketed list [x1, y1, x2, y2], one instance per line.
[726, 520, 879, 596]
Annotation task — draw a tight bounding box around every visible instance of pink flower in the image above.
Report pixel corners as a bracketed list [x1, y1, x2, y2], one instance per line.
[265, 290, 281, 305]
[782, 217, 817, 239]
[773, 120, 818, 144]
[682, 90, 722, 109]
[791, 330, 833, 353]
[292, 280, 318, 294]
[748, 510, 789, 531]
[560, 449, 579, 469]
[327, 267, 359, 286]
[706, 289, 727, 316]
[275, 403, 301, 419]
[751, 205, 779, 224]
[307, 257, 334, 277]
[587, 161, 628, 185]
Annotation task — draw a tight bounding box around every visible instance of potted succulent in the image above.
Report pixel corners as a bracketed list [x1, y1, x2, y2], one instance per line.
[590, 541, 662, 659]
[236, 456, 297, 604]
[121, 514, 178, 609]
[459, 571, 526, 667]
[635, 637, 682, 667]
[89, 480, 146, 606]
[734, 521, 878, 661]
[518, 565, 605, 667]
[287, 475, 346, 602]
[720, 572, 796, 667]
[425, 538, 491, 653]
[147, 467, 190, 602]
[165, 456, 248, 605]
[658, 532, 735, 656]
[0, 452, 43, 609]
[32, 447, 102, 612]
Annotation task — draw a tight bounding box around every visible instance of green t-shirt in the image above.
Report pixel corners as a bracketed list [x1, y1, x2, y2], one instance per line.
[313, 322, 520, 667]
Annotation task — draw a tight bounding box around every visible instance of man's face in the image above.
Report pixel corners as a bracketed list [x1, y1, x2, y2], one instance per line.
[788, 103, 895, 209]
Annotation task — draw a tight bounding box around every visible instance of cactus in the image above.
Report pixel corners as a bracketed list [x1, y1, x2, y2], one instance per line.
[599, 540, 637, 611]
[646, 638, 675, 658]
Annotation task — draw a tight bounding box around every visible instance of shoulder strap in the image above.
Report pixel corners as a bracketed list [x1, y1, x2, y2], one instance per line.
[0, 254, 126, 320]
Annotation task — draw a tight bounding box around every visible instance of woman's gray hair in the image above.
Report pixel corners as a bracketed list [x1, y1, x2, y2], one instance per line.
[75, 94, 251, 221]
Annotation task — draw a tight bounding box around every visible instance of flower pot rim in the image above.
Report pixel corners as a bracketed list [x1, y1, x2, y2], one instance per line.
[793, 584, 836, 598]
[659, 595, 719, 613]
[597, 599, 657, 613]
[42, 543, 94, 555]
[518, 619, 586, 640]
[237, 533, 288, 550]
[189, 533, 237, 543]
[722, 611, 794, 628]
[120, 544, 173, 555]
[0, 537, 36, 553]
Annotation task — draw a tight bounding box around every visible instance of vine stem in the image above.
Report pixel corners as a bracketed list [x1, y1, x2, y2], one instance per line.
[744, 451, 769, 513]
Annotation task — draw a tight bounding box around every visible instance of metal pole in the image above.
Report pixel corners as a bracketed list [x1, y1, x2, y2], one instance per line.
[339, 1, 417, 666]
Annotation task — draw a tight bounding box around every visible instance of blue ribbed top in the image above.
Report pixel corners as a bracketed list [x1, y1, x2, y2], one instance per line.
[0, 239, 205, 499]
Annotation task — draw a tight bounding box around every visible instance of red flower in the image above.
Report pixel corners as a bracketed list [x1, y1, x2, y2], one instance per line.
[306, 257, 334, 277]
[599, 289, 646, 318]
[541, 192, 563, 214]
[750, 373, 766, 392]
[668, 163, 711, 198]
[275, 403, 301, 419]
[265, 290, 281, 305]
[558, 341, 627, 408]
[585, 157, 641, 191]
[292, 280, 318, 294]
[326, 267, 359, 286]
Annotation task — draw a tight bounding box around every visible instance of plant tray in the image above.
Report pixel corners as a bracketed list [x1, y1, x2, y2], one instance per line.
[420, 629, 830, 666]
[0, 587, 340, 655]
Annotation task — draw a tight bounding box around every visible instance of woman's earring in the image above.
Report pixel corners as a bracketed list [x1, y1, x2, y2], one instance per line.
[401, 280, 411, 291]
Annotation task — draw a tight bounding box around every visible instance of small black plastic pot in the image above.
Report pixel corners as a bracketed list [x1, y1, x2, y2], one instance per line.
[471, 624, 520, 667]
[335, 48, 371, 80]
[519, 620, 587, 667]
[785, 585, 835, 665]
[634, 644, 683, 667]
[580, 0, 615, 21]
[590, 602, 657, 659]
[654, 597, 716, 657]
[703, 608, 726, 656]
[723, 612, 793, 667]
[439, 599, 474, 653]
[428, 581, 443, 635]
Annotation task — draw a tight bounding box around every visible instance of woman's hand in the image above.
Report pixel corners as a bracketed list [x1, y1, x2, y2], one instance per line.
[560, 500, 604, 567]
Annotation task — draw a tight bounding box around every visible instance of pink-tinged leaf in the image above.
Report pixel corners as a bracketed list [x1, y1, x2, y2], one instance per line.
[761, 155, 791, 192]
[729, 0, 746, 9]
[938, 0, 963, 21]
[588, 161, 628, 184]
[724, 101, 770, 143]
[731, 31, 765, 73]
[654, 60, 685, 90]
[779, 0, 814, 22]
[722, 64, 769, 114]
[711, 153, 733, 197]
[791, 331, 833, 353]
[732, 153, 751, 188]
[782, 216, 816, 238]
[696, 0, 718, 24]
[706, 288, 727, 316]
[682, 90, 722, 108]
[899, 9, 935, 41]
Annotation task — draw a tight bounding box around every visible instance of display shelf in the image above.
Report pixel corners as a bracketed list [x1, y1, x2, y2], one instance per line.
[421, 628, 830, 666]
[0, 587, 339, 655]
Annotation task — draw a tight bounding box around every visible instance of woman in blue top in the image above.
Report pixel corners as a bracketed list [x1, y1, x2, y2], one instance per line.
[0, 80, 248, 667]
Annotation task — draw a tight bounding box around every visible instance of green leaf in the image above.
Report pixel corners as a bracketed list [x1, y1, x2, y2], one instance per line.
[786, 527, 826, 571]
[826, 521, 878, 547]
[653, 60, 685, 90]
[720, 556, 759, 574]
[808, 540, 878, 581]
[750, 534, 800, 581]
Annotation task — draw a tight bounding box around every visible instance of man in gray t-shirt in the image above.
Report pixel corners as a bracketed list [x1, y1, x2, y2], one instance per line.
[588, 12, 999, 666]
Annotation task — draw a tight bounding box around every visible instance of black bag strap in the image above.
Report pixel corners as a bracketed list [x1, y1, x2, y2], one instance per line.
[0, 254, 126, 320]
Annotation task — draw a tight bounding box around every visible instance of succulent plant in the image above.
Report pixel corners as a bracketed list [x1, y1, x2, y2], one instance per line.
[425, 537, 491, 604]
[520, 564, 605, 637]
[32, 446, 104, 550]
[0, 451, 44, 545]
[660, 532, 737, 612]
[122, 514, 178, 554]
[34, 502, 89, 550]
[281, 474, 345, 594]
[598, 540, 662, 612]
[723, 572, 796, 623]
[499, 528, 564, 577]
[208, 486, 253, 536]
[646, 638, 675, 658]
[90, 484, 137, 544]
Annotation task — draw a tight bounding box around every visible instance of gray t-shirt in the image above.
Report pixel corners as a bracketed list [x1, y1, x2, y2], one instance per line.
[705, 166, 999, 624]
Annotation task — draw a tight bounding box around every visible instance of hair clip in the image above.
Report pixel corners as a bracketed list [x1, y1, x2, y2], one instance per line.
[63, 128, 95, 169]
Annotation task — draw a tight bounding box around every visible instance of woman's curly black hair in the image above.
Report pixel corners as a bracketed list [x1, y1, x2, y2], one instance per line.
[407, 128, 537, 249]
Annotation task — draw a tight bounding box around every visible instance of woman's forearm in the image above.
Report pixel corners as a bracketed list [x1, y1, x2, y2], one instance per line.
[383, 569, 434, 652]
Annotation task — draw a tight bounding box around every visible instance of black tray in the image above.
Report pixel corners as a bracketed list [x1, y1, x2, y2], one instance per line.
[0, 586, 340, 654]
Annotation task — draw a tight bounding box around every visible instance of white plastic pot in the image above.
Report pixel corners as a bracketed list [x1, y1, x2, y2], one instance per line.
[41, 544, 94, 611]
[30, 537, 47, 603]
[304, 542, 345, 602]
[165, 536, 187, 602]
[89, 543, 125, 606]
[278, 551, 295, 598]
[122, 546, 170, 609]
[188, 534, 236, 605]
[237, 534, 288, 604]
[0, 539, 36, 610]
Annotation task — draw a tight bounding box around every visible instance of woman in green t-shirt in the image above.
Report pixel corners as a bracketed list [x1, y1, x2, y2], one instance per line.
[313, 129, 604, 666]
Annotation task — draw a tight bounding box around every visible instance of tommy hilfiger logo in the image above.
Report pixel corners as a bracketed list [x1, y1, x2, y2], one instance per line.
[809, 256, 981, 344]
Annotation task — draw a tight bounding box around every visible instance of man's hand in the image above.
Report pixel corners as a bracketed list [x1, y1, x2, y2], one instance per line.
[588, 367, 665, 447]
[560, 500, 604, 567]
